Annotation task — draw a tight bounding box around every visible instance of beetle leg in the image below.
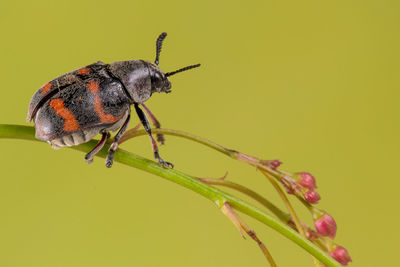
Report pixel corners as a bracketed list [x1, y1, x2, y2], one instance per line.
[85, 131, 109, 164]
[134, 103, 173, 168]
[105, 112, 131, 168]
[141, 103, 165, 144]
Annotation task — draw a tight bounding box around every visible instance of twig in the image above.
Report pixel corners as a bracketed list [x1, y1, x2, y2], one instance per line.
[0, 124, 341, 267]
[221, 202, 277, 267]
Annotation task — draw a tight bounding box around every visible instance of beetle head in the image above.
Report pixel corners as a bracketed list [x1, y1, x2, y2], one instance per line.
[108, 32, 200, 104]
[148, 62, 201, 94]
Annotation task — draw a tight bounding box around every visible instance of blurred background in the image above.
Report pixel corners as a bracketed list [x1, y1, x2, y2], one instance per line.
[0, 0, 398, 266]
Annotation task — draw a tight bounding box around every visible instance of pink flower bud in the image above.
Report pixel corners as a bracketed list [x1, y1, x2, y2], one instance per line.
[270, 160, 282, 168]
[330, 246, 352, 265]
[314, 213, 337, 239]
[261, 159, 282, 168]
[304, 190, 321, 204]
[297, 172, 317, 190]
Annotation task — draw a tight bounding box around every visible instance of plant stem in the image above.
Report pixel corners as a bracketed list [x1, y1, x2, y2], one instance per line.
[0, 124, 341, 267]
[123, 128, 308, 236]
[124, 128, 324, 266]
[260, 171, 322, 267]
[120, 128, 236, 157]
[221, 202, 277, 267]
[260, 170, 306, 237]
[197, 177, 291, 223]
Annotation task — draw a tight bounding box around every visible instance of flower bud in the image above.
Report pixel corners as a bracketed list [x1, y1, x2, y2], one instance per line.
[314, 213, 337, 239]
[297, 172, 317, 190]
[261, 159, 282, 168]
[304, 190, 321, 204]
[330, 246, 352, 265]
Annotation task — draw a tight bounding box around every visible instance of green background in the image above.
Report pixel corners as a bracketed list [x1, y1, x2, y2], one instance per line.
[0, 1, 398, 266]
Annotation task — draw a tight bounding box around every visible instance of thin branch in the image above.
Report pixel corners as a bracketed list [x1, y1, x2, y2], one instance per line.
[0, 124, 341, 267]
[119, 128, 236, 157]
[120, 129, 326, 222]
[221, 202, 277, 267]
[197, 175, 327, 247]
[121, 128, 309, 236]
[260, 170, 306, 237]
[122, 127, 324, 266]
[197, 176, 291, 223]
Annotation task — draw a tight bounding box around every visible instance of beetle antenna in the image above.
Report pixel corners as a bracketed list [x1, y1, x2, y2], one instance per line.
[165, 64, 201, 77]
[155, 32, 167, 65]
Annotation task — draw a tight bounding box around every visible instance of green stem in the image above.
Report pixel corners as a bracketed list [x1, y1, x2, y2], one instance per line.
[260, 170, 306, 237]
[0, 124, 341, 267]
[260, 171, 322, 267]
[120, 128, 236, 157]
[198, 177, 326, 247]
[123, 128, 308, 237]
[121, 129, 296, 186]
[124, 128, 324, 266]
[197, 177, 291, 223]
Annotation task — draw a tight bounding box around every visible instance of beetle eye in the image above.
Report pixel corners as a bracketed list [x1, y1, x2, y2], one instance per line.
[151, 72, 162, 90]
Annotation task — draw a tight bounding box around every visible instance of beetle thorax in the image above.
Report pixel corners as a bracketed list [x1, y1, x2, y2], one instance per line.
[108, 60, 171, 104]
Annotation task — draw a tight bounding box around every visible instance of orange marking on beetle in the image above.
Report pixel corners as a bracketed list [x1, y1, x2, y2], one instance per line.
[93, 96, 124, 123]
[78, 67, 91, 76]
[49, 98, 79, 131]
[87, 80, 123, 123]
[41, 82, 53, 94]
[87, 80, 100, 93]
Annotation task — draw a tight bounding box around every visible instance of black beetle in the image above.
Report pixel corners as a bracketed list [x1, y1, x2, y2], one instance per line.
[27, 32, 200, 168]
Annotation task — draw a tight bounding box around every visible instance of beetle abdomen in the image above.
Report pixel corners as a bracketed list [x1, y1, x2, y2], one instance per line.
[45, 109, 129, 149]
[49, 130, 94, 149]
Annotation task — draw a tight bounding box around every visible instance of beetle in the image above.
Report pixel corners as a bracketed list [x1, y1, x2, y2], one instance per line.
[27, 32, 200, 168]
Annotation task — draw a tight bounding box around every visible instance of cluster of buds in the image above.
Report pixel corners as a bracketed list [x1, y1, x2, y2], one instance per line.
[280, 172, 321, 204]
[312, 208, 352, 265]
[296, 172, 321, 204]
[279, 170, 351, 265]
[237, 154, 351, 265]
